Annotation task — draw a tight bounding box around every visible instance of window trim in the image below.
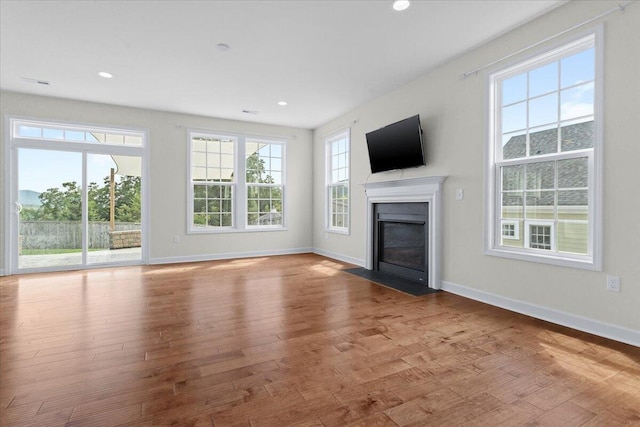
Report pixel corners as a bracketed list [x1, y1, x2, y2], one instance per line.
[484, 27, 603, 271]
[187, 129, 287, 234]
[325, 128, 350, 234]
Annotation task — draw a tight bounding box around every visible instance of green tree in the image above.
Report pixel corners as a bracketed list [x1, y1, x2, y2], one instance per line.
[22, 175, 141, 223]
[245, 152, 282, 225]
[114, 176, 141, 222]
[38, 181, 82, 221]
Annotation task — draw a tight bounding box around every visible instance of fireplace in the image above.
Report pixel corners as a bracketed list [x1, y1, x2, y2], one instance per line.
[364, 176, 445, 289]
[373, 202, 428, 284]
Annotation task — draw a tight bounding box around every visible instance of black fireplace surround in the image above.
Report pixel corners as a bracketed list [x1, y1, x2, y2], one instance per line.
[373, 202, 429, 285]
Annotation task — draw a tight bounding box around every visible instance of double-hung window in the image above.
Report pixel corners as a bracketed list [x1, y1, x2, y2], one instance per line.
[189, 131, 286, 232]
[486, 30, 602, 270]
[326, 130, 350, 233]
[190, 133, 236, 229]
[246, 139, 284, 228]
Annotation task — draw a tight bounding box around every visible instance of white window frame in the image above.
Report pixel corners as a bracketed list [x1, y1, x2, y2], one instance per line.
[187, 129, 287, 234]
[325, 129, 350, 234]
[484, 28, 603, 271]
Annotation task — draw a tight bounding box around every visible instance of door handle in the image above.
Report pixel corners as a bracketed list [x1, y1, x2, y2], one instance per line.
[15, 202, 22, 214]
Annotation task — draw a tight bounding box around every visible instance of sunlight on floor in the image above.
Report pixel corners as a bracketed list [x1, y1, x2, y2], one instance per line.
[207, 257, 270, 270]
[309, 260, 345, 277]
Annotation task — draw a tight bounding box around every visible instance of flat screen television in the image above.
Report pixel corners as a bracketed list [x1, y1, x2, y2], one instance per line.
[365, 115, 425, 173]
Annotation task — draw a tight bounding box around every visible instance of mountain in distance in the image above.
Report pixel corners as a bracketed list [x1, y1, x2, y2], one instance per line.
[19, 190, 42, 207]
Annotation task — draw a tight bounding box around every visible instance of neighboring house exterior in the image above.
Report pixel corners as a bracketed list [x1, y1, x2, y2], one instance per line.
[501, 121, 592, 254]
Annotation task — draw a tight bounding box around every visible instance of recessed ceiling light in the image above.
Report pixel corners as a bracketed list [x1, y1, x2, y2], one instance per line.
[216, 43, 231, 52]
[392, 0, 410, 11]
[277, 101, 288, 106]
[98, 72, 114, 79]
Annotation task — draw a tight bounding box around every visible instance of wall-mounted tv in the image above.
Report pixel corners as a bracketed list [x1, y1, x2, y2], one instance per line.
[365, 115, 425, 173]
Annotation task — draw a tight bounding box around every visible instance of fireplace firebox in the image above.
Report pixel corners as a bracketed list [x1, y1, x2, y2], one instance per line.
[364, 176, 445, 290]
[373, 203, 428, 284]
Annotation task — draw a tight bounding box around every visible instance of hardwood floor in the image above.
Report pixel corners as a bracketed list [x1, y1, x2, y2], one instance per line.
[1, 254, 639, 426]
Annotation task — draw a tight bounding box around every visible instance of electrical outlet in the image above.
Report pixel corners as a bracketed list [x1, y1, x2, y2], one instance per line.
[456, 188, 464, 201]
[606, 275, 621, 292]
[173, 236, 180, 244]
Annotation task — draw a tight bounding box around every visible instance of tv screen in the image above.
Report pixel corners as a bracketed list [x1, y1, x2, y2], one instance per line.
[365, 115, 425, 173]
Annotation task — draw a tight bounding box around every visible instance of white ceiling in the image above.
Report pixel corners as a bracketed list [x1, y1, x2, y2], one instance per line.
[0, 0, 565, 129]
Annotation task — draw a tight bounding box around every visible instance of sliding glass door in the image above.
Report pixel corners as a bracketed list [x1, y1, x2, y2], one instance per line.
[8, 118, 147, 274]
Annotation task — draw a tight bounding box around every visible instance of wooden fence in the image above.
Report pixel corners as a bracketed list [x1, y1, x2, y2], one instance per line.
[19, 221, 141, 250]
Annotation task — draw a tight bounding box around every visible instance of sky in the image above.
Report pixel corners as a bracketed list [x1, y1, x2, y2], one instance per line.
[500, 47, 595, 147]
[19, 149, 118, 193]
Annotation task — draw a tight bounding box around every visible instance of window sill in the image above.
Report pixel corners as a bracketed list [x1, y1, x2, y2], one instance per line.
[485, 246, 601, 271]
[325, 227, 350, 236]
[189, 226, 288, 235]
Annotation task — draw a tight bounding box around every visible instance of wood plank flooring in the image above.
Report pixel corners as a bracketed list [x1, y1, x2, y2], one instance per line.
[1, 253, 639, 426]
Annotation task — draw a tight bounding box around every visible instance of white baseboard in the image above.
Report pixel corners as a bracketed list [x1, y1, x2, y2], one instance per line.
[312, 248, 365, 267]
[441, 280, 639, 348]
[149, 247, 313, 265]
[0, 268, 5, 277]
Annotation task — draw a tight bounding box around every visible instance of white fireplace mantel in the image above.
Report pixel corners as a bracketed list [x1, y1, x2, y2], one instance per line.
[363, 176, 447, 290]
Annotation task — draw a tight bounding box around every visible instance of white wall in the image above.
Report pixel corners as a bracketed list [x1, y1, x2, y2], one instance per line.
[313, 1, 640, 339]
[0, 92, 314, 270]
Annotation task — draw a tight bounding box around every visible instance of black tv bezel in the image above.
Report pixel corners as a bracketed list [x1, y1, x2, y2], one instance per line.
[365, 115, 425, 174]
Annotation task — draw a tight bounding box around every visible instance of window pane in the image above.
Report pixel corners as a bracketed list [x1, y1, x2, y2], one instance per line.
[529, 61, 558, 97]
[557, 221, 588, 254]
[193, 213, 206, 226]
[43, 128, 64, 139]
[529, 93, 558, 127]
[502, 102, 526, 133]
[558, 190, 588, 220]
[529, 124, 558, 156]
[124, 135, 143, 146]
[502, 73, 527, 105]
[561, 120, 593, 151]
[194, 185, 207, 198]
[18, 125, 42, 138]
[207, 139, 221, 153]
[558, 158, 588, 188]
[561, 48, 595, 88]
[206, 154, 220, 168]
[502, 131, 526, 159]
[66, 130, 85, 141]
[193, 139, 206, 152]
[502, 165, 523, 191]
[526, 161, 554, 190]
[526, 191, 554, 219]
[502, 193, 523, 219]
[221, 214, 233, 227]
[561, 83, 594, 121]
[271, 144, 282, 158]
[270, 172, 282, 184]
[105, 134, 124, 144]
